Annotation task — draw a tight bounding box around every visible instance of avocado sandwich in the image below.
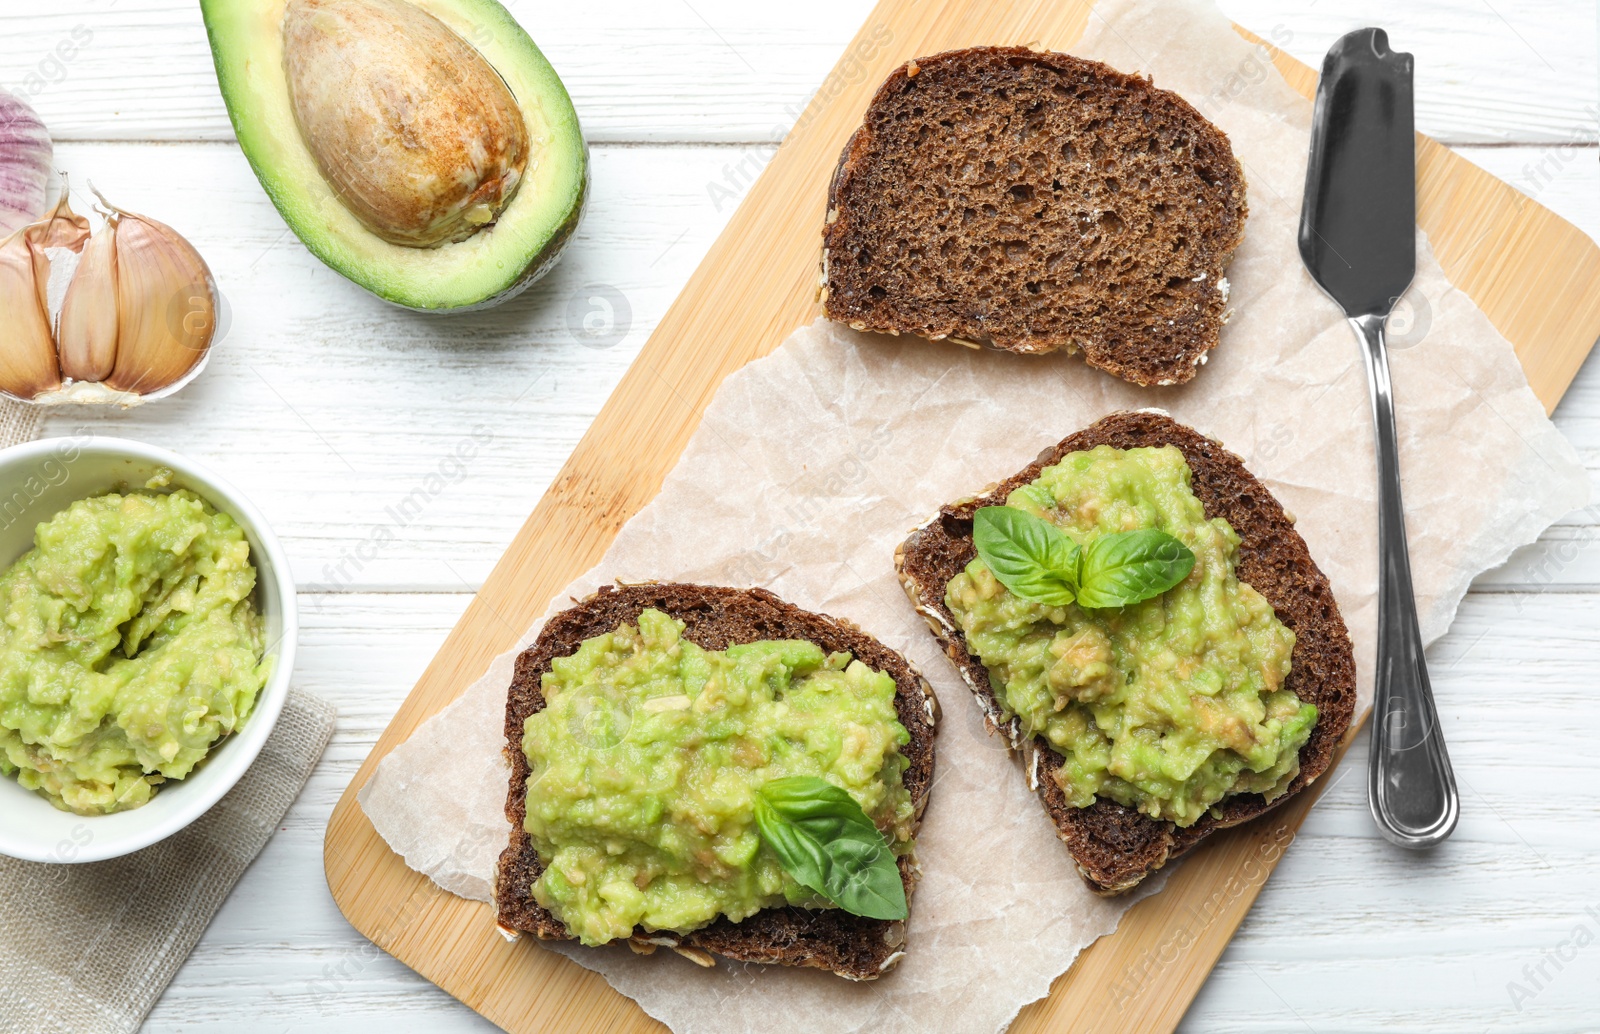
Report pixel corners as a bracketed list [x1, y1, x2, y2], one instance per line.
[823, 46, 1246, 386]
[493, 583, 939, 979]
[894, 411, 1354, 893]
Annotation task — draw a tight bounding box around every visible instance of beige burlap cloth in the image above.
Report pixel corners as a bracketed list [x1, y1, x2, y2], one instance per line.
[0, 400, 338, 1034]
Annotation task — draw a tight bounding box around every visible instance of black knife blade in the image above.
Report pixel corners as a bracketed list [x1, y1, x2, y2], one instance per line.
[1299, 28, 1415, 318]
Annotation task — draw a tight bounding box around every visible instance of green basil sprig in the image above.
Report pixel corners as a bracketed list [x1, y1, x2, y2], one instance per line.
[753, 776, 907, 921]
[972, 506, 1196, 609]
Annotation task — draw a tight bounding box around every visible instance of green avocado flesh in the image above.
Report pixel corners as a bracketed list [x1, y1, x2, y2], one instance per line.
[945, 446, 1314, 828]
[0, 491, 269, 815]
[522, 608, 913, 947]
[201, 0, 587, 311]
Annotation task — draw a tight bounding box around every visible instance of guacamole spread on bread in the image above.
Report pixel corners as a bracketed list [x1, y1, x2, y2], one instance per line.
[945, 445, 1314, 827]
[0, 490, 268, 815]
[521, 608, 913, 946]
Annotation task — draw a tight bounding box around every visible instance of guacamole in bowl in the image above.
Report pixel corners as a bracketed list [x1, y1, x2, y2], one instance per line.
[0, 436, 296, 863]
[0, 489, 271, 815]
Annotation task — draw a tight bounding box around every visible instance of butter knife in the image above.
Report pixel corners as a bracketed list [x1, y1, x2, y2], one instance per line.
[1298, 27, 1459, 848]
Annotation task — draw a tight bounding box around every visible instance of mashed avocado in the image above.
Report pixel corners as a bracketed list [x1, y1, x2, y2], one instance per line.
[0, 490, 268, 815]
[522, 608, 913, 946]
[945, 445, 1314, 827]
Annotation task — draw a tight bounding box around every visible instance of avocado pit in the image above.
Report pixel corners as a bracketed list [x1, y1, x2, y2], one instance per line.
[281, 0, 529, 248]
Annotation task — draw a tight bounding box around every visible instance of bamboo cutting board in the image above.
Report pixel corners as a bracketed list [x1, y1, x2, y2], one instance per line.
[323, 2, 1600, 1031]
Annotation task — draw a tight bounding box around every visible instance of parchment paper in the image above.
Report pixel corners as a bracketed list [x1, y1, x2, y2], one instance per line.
[358, 1, 1590, 1030]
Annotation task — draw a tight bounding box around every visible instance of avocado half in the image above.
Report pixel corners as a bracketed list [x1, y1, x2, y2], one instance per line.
[201, 0, 587, 311]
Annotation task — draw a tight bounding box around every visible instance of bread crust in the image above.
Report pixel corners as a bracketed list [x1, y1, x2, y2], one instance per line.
[492, 583, 939, 980]
[894, 411, 1354, 893]
[822, 46, 1247, 386]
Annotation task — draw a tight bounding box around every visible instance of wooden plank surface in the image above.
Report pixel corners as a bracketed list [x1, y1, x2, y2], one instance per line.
[320, 4, 1600, 1034]
[8, 0, 1594, 145]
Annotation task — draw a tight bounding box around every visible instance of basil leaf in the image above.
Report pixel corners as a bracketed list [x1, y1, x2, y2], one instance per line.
[972, 506, 1080, 606]
[1075, 529, 1196, 609]
[754, 775, 908, 921]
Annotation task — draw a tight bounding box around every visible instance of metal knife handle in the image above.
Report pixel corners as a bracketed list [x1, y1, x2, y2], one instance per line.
[1350, 312, 1460, 848]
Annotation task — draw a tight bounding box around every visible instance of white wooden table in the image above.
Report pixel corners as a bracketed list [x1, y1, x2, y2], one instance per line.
[4, 1, 1598, 1030]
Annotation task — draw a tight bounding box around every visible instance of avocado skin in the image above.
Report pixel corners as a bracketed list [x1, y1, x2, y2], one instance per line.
[201, 0, 589, 312]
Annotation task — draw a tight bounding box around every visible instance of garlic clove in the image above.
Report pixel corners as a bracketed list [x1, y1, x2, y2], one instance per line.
[0, 192, 87, 401]
[57, 218, 119, 383]
[0, 227, 59, 399]
[96, 202, 216, 396]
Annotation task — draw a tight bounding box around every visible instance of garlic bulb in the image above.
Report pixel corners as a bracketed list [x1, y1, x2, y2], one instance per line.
[0, 88, 52, 236]
[0, 186, 217, 405]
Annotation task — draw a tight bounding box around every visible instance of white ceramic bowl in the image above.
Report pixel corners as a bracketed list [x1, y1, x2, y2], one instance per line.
[0, 436, 297, 863]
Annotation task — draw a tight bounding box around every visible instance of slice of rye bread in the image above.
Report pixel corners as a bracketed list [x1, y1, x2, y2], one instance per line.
[493, 583, 939, 980]
[894, 411, 1354, 894]
[822, 46, 1247, 387]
